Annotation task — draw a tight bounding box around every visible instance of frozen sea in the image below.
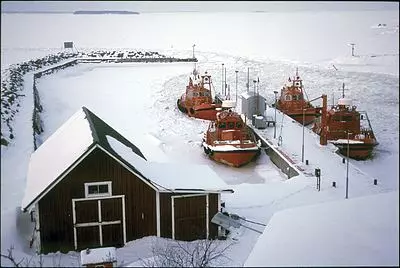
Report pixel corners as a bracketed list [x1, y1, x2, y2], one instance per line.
[1, 7, 399, 266]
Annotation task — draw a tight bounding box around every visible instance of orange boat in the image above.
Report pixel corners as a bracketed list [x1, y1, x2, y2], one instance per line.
[202, 100, 261, 167]
[177, 68, 221, 121]
[312, 84, 378, 160]
[276, 69, 317, 125]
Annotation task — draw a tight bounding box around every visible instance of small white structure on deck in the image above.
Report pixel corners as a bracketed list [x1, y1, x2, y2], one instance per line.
[80, 247, 117, 267]
[241, 91, 266, 119]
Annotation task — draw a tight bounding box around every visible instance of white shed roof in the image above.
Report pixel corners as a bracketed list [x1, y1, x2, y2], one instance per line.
[80, 247, 117, 265]
[21, 108, 93, 210]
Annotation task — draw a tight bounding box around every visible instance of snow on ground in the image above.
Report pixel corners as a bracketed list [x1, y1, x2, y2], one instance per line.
[1, 6, 399, 267]
[245, 190, 399, 267]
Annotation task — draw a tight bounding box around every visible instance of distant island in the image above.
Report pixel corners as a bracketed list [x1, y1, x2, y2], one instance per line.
[73, 10, 140, 15]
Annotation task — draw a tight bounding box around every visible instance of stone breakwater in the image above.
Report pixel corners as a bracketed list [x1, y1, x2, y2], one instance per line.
[1, 49, 197, 147]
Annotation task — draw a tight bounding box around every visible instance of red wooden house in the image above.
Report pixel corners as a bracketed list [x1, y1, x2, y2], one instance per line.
[21, 107, 233, 254]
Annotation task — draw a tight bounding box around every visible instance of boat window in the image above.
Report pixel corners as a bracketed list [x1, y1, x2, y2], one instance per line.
[298, 95, 303, 100]
[199, 92, 204, 96]
[292, 95, 298, 101]
[332, 115, 353, 122]
[285, 95, 292, 101]
[193, 92, 199, 97]
[341, 115, 353, 121]
[227, 122, 235, 128]
[236, 122, 243, 128]
[218, 122, 226, 128]
[204, 92, 210, 97]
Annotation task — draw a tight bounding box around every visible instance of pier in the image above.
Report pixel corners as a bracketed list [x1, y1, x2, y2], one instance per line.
[248, 106, 389, 198]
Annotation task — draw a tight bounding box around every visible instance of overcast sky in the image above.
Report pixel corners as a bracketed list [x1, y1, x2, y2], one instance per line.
[1, 1, 398, 13]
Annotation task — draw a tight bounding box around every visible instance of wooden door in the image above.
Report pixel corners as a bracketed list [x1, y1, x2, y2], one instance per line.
[172, 194, 208, 241]
[73, 196, 126, 250]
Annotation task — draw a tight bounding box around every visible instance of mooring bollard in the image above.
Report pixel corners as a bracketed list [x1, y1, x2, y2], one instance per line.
[306, 160, 309, 165]
[373, 179, 377, 185]
[332, 181, 336, 188]
[342, 158, 346, 164]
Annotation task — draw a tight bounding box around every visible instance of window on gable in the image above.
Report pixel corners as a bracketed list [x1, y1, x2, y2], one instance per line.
[85, 181, 112, 198]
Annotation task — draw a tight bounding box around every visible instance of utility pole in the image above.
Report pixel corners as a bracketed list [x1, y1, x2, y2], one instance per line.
[221, 63, 224, 95]
[349, 43, 355, 57]
[302, 108, 305, 162]
[273, 91, 278, 139]
[345, 131, 351, 199]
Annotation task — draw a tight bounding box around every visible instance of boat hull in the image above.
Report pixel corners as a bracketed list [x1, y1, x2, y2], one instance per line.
[330, 142, 376, 160]
[204, 147, 260, 167]
[278, 108, 316, 125]
[177, 98, 221, 121]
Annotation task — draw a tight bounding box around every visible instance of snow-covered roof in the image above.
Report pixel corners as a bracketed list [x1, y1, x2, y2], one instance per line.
[241, 91, 256, 99]
[107, 135, 232, 192]
[241, 91, 265, 100]
[244, 190, 399, 267]
[21, 108, 94, 211]
[80, 247, 117, 265]
[22, 106, 147, 211]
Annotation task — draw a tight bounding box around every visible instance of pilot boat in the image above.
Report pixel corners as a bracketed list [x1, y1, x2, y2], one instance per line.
[312, 84, 378, 160]
[202, 100, 261, 167]
[276, 69, 317, 125]
[177, 68, 221, 121]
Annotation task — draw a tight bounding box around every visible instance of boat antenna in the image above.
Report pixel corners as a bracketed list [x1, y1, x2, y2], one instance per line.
[296, 67, 299, 79]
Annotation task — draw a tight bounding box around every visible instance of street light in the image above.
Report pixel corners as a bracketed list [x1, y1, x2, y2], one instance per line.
[302, 108, 305, 162]
[273, 90, 278, 139]
[345, 131, 351, 199]
[221, 63, 224, 95]
[192, 44, 195, 59]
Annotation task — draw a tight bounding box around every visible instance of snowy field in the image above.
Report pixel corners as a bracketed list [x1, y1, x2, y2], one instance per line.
[1, 5, 399, 267]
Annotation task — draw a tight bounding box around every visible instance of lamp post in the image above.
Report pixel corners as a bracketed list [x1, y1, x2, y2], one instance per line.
[345, 132, 351, 199]
[221, 63, 224, 95]
[302, 108, 305, 162]
[273, 90, 278, 138]
[235, 70, 238, 104]
[192, 44, 195, 59]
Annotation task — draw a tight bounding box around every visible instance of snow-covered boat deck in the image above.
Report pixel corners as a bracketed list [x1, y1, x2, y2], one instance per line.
[247, 106, 391, 199]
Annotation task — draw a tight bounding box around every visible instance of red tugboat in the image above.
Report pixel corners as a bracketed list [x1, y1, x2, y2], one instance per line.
[312, 84, 378, 160]
[202, 100, 261, 167]
[177, 68, 222, 121]
[276, 68, 317, 125]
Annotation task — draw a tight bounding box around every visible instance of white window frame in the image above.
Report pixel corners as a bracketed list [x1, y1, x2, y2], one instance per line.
[84, 181, 112, 198]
